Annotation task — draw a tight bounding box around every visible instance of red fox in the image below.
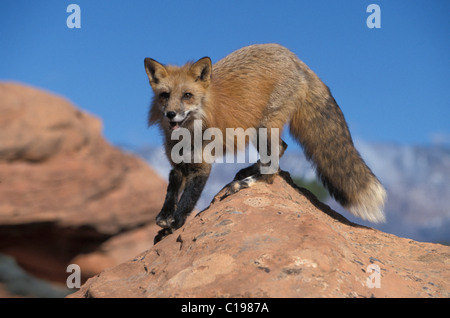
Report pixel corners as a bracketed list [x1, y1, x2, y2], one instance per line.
[144, 43, 386, 230]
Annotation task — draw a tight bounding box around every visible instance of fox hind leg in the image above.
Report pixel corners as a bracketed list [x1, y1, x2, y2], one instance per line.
[220, 135, 287, 200]
[233, 161, 260, 180]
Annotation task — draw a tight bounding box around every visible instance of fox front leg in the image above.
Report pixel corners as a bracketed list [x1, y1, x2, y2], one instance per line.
[171, 163, 211, 230]
[156, 168, 185, 228]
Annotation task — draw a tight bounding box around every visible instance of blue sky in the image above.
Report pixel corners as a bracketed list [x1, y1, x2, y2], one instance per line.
[1, 0, 449, 149]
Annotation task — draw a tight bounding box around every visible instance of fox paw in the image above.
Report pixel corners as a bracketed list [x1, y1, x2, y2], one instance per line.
[156, 214, 174, 229]
[220, 176, 256, 200]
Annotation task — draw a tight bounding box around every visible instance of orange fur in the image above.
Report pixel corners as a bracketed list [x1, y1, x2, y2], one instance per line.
[144, 44, 386, 225]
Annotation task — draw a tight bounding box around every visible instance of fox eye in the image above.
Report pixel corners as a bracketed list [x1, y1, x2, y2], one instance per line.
[159, 92, 170, 100]
[182, 92, 193, 100]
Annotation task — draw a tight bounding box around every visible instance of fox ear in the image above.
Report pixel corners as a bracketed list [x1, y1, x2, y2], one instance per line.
[144, 58, 168, 87]
[189, 57, 212, 84]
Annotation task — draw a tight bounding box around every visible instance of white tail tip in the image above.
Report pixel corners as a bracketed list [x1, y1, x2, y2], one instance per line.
[347, 181, 387, 223]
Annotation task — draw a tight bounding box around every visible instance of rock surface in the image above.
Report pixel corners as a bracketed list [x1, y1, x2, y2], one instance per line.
[70, 172, 450, 298]
[0, 82, 166, 291]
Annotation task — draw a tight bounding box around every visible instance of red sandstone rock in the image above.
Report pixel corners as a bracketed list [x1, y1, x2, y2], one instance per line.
[0, 82, 166, 287]
[70, 172, 450, 298]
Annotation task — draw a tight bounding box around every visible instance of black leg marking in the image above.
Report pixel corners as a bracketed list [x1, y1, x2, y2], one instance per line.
[171, 164, 211, 230]
[156, 168, 184, 228]
[233, 162, 260, 180]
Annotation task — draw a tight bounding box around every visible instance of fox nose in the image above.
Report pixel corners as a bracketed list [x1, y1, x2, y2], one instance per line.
[166, 111, 176, 120]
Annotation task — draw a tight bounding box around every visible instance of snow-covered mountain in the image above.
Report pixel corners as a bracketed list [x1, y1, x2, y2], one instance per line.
[350, 141, 450, 243]
[127, 141, 450, 244]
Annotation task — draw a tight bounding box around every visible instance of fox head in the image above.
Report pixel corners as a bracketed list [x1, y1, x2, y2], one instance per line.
[144, 57, 212, 131]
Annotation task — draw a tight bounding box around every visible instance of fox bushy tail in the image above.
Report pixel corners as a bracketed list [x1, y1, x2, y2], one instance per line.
[289, 68, 386, 223]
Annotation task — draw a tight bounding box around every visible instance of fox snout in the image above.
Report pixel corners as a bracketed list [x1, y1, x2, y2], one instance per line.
[165, 110, 191, 130]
